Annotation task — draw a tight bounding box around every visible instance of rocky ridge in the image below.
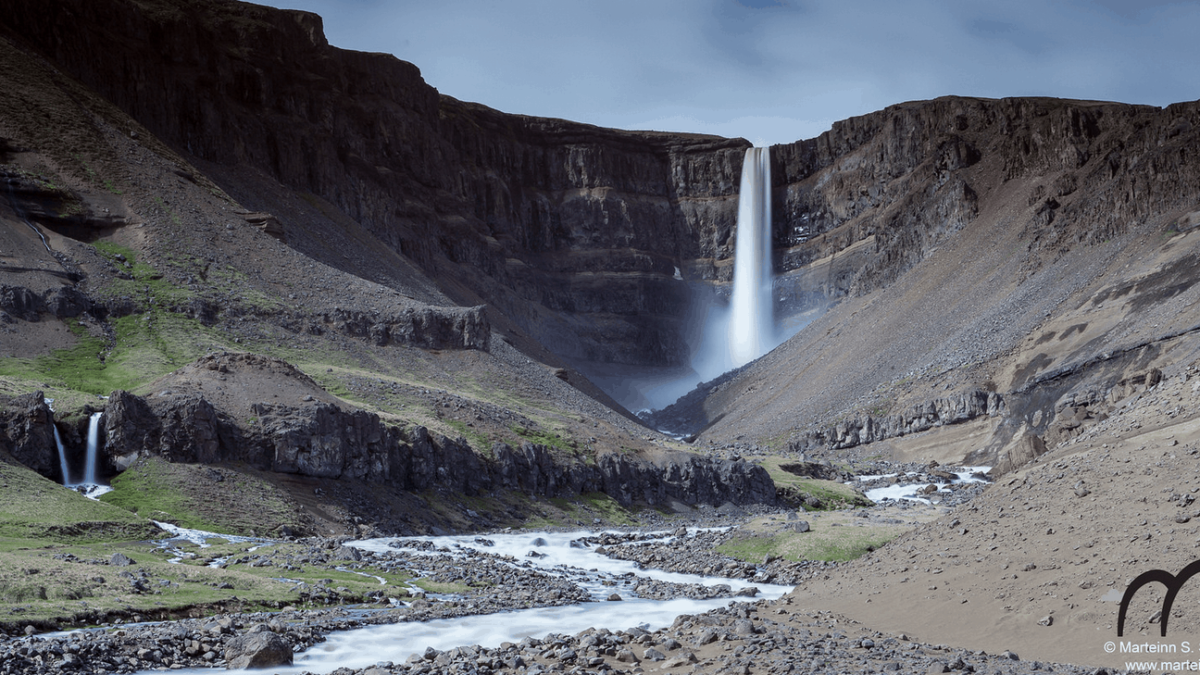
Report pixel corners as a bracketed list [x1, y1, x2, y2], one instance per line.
[0, 353, 777, 511]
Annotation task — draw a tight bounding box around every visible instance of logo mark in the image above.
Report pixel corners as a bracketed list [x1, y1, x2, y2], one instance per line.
[1118, 560, 1200, 637]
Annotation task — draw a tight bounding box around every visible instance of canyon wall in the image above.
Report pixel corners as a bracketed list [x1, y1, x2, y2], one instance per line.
[0, 0, 749, 370]
[7, 1, 1197, 381]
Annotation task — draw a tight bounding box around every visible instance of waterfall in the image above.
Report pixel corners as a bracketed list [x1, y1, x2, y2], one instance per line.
[728, 146, 773, 367]
[53, 425, 71, 485]
[82, 412, 103, 485]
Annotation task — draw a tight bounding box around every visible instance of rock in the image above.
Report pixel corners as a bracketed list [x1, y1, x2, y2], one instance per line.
[0, 392, 57, 478]
[0, 285, 43, 321]
[607, 593, 622, 601]
[333, 546, 363, 561]
[615, 649, 638, 663]
[643, 647, 666, 661]
[224, 631, 293, 669]
[1038, 615, 1053, 626]
[792, 520, 810, 533]
[110, 553, 134, 567]
[785, 390, 1007, 454]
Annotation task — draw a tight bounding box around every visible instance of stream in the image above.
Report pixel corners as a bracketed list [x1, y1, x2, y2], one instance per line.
[171, 530, 793, 674]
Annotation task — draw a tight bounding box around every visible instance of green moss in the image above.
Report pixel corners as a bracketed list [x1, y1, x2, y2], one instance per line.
[510, 425, 574, 452]
[100, 458, 230, 533]
[0, 241, 236, 395]
[797, 530, 899, 562]
[91, 241, 192, 308]
[0, 311, 226, 397]
[578, 492, 638, 525]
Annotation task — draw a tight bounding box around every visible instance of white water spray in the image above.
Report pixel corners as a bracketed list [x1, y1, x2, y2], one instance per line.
[82, 412, 102, 486]
[728, 147, 772, 367]
[53, 425, 71, 485]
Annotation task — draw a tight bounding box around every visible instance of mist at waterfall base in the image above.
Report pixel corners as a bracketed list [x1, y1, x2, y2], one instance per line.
[593, 147, 812, 415]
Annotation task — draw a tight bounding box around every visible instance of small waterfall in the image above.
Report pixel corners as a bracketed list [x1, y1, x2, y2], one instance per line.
[53, 425, 71, 485]
[82, 412, 103, 485]
[728, 146, 773, 367]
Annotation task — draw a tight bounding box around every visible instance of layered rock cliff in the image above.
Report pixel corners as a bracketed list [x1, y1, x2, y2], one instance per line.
[0, 0, 752, 374]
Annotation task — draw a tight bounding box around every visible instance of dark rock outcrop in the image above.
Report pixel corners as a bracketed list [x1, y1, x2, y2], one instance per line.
[0, 285, 43, 322]
[0, 285, 94, 322]
[0, 391, 58, 479]
[90, 389, 778, 508]
[325, 305, 490, 351]
[788, 390, 1005, 453]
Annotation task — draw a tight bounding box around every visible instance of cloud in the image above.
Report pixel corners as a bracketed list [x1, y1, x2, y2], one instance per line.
[265, 0, 1200, 145]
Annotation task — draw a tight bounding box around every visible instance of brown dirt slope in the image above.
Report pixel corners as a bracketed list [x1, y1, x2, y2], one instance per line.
[792, 360, 1200, 670]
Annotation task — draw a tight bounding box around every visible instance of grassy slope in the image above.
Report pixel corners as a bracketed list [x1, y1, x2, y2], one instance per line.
[0, 457, 157, 544]
[98, 456, 306, 536]
[758, 456, 873, 510]
[0, 455, 419, 628]
[717, 511, 923, 563]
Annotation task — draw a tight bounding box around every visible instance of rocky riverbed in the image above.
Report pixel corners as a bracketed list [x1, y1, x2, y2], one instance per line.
[0, 462, 1075, 675]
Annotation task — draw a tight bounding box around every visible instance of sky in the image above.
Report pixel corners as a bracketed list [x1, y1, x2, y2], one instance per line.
[263, 0, 1200, 147]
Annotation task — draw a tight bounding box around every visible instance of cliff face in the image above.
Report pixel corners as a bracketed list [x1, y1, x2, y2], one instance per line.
[768, 97, 1197, 305]
[694, 96, 1200, 464]
[11, 0, 1191, 384]
[0, 0, 751, 371]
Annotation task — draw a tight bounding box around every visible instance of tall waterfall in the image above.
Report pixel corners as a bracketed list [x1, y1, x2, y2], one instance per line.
[728, 146, 773, 367]
[53, 425, 71, 485]
[82, 412, 103, 485]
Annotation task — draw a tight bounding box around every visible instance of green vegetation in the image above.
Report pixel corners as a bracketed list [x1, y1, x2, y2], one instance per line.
[758, 456, 873, 510]
[0, 241, 231, 397]
[0, 460, 158, 544]
[525, 492, 643, 529]
[715, 535, 777, 562]
[0, 312, 223, 397]
[511, 425, 574, 452]
[717, 512, 905, 563]
[100, 457, 304, 537]
[444, 419, 494, 455]
[413, 580, 470, 595]
[91, 241, 192, 307]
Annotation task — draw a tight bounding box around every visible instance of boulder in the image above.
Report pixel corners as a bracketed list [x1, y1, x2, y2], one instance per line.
[223, 631, 292, 670]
